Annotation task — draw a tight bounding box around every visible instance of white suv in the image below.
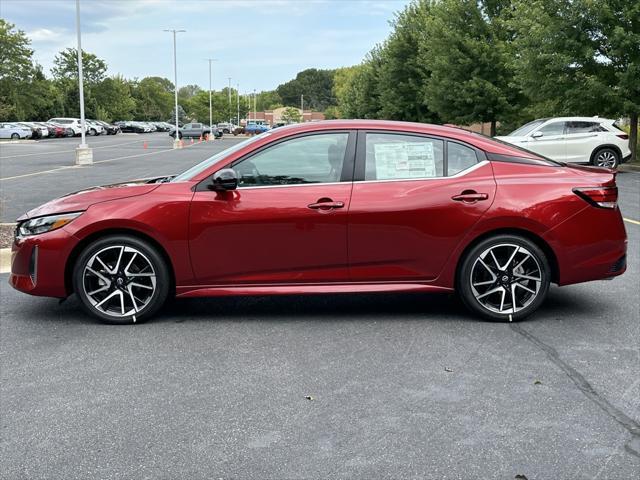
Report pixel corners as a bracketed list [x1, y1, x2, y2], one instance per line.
[495, 117, 631, 168]
[48, 117, 102, 137]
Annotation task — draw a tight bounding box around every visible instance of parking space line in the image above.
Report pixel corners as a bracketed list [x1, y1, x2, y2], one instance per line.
[0, 141, 204, 181]
[0, 139, 145, 159]
[624, 218, 640, 226]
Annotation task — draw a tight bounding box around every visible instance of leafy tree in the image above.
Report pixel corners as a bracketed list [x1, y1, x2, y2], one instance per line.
[178, 84, 202, 102]
[51, 47, 107, 84]
[281, 106, 302, 124]
[132, 76, 174, 121]
[338, 48, 384, 119]
[276, 68, 336, 111]
[255, 90, 282, 111]
[93, 75, 136, 121]
[421, 0, 519, 135]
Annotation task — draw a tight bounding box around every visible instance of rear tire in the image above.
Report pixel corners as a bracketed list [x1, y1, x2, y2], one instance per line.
[73, 235, 170, 324]
[457, 235, 550, 322]
[11, 133, 19, 139]
[592, 148, 619, 169]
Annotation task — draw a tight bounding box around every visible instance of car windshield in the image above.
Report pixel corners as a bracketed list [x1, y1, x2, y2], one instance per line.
[172, 134, 270, 182]
[508, 119, 548, 137]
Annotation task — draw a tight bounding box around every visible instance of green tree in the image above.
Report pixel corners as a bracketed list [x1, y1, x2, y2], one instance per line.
[178, 84, 202, 102]
[281, 106, 302, 124]
[338, 48, 384, 119]
[93, 75, 136, 121]
[132, 77, 174, 121]
[421, 0, 519, 135]
[276, 68, 336, 111]
[255, 90, 282, 111]
[51, 47, 107, 84]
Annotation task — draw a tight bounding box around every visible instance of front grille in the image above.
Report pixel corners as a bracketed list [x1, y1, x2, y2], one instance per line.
[608, 255, 626, 274]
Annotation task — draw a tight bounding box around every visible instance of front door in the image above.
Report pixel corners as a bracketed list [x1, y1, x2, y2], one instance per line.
[348, 131, 496, 282]
[189, 131, 356, 285]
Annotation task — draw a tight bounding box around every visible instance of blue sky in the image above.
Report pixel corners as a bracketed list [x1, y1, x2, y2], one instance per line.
[2, 0, 407, 92]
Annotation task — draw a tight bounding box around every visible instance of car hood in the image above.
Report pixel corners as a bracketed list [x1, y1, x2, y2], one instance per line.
[17, 178, 163, 221]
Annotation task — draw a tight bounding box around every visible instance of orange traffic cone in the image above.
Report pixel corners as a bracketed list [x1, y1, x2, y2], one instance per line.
[179, 140, 184, 148]
[199, 135, 202, 143]
[143, 141, 148, 149]
[190, 138, 194, 144]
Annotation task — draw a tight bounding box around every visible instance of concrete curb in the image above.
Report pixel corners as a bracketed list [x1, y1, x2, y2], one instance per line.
[0, 248, 10, 274]
[619, 164, 640, 173]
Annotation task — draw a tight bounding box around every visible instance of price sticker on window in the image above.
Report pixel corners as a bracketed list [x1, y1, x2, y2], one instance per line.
[374, 141, 436, 179]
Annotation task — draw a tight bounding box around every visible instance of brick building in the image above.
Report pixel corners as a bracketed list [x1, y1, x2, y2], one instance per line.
[245, 107, 325, 126]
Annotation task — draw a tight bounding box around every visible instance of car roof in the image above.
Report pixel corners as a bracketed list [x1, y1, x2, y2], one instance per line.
[264, 120, 542, 158]
[538, 116, 615, 123]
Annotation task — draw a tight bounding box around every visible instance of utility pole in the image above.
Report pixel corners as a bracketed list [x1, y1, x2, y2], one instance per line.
[227, 77, 232, 125]
[236, 82, 240, 128]
[206, 58, 217, 140]
[164, 28, 186, 149]
[75, 0, 92, 164]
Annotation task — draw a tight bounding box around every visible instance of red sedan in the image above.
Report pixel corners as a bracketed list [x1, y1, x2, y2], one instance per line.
[9, 120, 627, 324]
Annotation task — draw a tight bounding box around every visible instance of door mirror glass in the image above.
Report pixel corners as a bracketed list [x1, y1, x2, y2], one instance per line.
[531, 131, 543, 139]
[212, 168, 238, 191]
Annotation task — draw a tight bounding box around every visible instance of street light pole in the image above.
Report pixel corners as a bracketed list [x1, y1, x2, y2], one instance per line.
[301, 94, 304, 123]
[236, 82, 240, 128]
[75, 0, 92, 164]
[227, 77, 232, 125]
[164, 28, 186, 149]
[253, 89, 257, 124]
[206, 58, 217, 141]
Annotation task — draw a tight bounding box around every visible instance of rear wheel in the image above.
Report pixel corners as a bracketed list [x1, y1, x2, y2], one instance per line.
[592, 148, 619, 169]
[73, 235, 170, 324]
[458, 235, 550, 322]
[11, 133, 19, 139]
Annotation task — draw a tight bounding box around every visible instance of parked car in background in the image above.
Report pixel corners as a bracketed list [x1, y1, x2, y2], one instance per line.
[48, 118, 84, 136]
[169, 122, 212, 139]
[115, 121, 147, 133]
[217, 122, 234, 134]
[9, 120, 627, 324]
[233, 126, 245, 135]
[245, 122, 269, 135]
[46, 122, 74, 137]
[20, 122, 50, 138]
[0, 122, 32, 139]
[92, 120, 120, 135]
[495, 117, 631, 168]
[16, 122, 43, 139]
[84, 120, 105, 136]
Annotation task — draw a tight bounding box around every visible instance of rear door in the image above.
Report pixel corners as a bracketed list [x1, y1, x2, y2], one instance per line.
[348, 131, 496, 282]
[564, 121, 603, 163]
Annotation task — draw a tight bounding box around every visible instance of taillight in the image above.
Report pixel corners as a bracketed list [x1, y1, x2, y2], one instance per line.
[573, 186, 618, 209]
[616, 133, 629, 140]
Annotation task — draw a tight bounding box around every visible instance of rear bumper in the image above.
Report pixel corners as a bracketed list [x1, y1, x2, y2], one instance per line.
[544, 205, 627, 286]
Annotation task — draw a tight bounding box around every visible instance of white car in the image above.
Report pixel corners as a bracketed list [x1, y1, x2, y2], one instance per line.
[48, 117, 102, 136]
[0, 122, 32, 139]
[495, 117, 631, 168]
[20, 122, 49, 138]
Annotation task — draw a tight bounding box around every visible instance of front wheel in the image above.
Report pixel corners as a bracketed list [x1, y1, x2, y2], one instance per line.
[73, 235, 170, 324]
[457, 235, 550, 322]
[11, 133, 19, 139]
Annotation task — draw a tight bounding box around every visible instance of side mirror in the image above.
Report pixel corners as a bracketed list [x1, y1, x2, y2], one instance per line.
[531, 131, 543, 139]
[211, 168, 238, 191]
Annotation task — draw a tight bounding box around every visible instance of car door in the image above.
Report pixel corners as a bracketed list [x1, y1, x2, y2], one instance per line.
[564, 121, 603, 163]
[348, 131, 496, 282]
[525, 120, 567, 160]
[189, 130, 356, 285]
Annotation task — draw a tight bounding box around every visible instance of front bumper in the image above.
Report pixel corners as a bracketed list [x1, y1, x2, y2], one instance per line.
[9, 227, 78, 298]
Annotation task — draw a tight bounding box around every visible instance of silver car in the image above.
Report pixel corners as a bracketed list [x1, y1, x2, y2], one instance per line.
[0, 123, 32, 140]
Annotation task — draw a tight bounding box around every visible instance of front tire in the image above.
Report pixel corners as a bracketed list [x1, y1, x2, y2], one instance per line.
[592, 148, 619, 169]
[457, 235, 550, 322]
[11, 133, 19, 139]
[73, 235, 170, 324]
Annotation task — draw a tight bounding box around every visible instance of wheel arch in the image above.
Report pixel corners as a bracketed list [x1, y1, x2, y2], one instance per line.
[64, 228, 176, 296]
[589, 144, 622, 164]
[454, 227, 559, 287]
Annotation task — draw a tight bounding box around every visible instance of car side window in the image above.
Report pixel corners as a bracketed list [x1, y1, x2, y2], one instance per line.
[448, 142, 478, 175]
[566, 121, 600, 134]
[537, 122, 565, 136]
[233, 133, 349, 187]
[364, 133, 444, 180]
[192, 123, 201, 129]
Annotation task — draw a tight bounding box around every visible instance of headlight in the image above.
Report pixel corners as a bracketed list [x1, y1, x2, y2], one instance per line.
[18, 212, 83, 237]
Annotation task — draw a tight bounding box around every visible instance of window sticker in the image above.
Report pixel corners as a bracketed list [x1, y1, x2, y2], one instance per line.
[374, 141, 436, 179]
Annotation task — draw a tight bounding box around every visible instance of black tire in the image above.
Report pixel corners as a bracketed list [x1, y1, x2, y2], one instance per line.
[72, 235, 170, 324]
[457, 235, 550, 322]
[592, 147, 619, 169]
[11, 133, 19, 139]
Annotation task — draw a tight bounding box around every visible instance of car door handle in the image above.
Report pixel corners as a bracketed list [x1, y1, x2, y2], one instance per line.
[308, 198, 345, 210]
[452, 192, 489, 203]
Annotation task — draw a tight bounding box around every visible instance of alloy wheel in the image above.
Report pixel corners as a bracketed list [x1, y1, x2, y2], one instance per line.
[82, 245, 157, 318]
[470, 243, 542, 315]
[596, 150, 617, 168]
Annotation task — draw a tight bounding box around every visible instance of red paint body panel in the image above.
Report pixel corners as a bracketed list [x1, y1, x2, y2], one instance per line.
[8, 120, 627, 304]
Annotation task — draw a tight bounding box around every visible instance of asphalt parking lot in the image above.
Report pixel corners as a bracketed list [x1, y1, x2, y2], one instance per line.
[0, 134, 639, 479]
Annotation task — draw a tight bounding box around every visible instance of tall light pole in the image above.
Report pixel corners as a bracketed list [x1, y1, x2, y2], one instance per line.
[206, 58, 217, 140]
[227, 77, 232, 125]
[236, 82, 240, 127]
[164, 28, 186, 149]
[301, 94, 304, 123]
[253, 89, 257, 124]
[75, 0, 92, 165]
